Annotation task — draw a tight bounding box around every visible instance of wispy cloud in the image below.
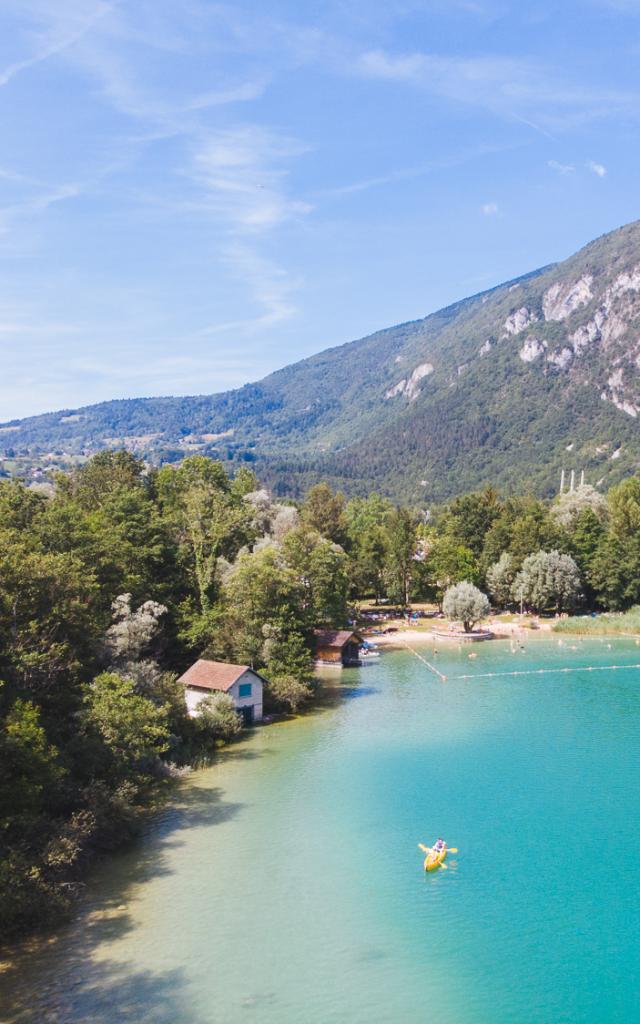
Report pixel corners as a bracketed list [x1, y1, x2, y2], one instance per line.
[320, 142, 521, 199]
[197, 245, 299, 337]
[481, 201, 499, 215]
[547, 159, 575, 174]
[188, 125, 312, 234]
[0, 0, 113, 88]
[354, 46, 639, 133]
[587, 160, 607, 177]
[0, 1, 310, 346]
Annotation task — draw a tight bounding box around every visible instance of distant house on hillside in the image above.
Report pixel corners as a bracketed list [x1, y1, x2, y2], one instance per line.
[178, 660, 265, 725]
[314, 629, 362, 666]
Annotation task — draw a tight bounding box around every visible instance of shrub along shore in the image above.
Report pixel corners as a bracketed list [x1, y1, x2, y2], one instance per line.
[2, 452, 640, 940]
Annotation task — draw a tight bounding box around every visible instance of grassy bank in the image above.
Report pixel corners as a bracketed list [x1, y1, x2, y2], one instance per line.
[554, 607, 640, 636]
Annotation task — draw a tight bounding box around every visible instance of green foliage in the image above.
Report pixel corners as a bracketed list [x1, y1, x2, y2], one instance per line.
[301, 483, 348, 545]
[512, 550, 582, 613]
[155, 456, 254, 614]
[265, 675, 314, 714]
[262, 626, 312, 685]
[195, 693, 242, 742]
[481, 498, 569, 573]
[550, 485, 608, 529]
[424, 536, 479, 605]
[3, 444, 640, 940]
[344, 494, 392, 599]
[221, 545, 307, 665]
[607, 476, 640, 540]
[588, 534, 640, 611]
[384, 508, 417, 606]
[486, 553, 516, 609]
[442, 582, 490, 632]
[282, 526, 349, 627]
[439, 488, 501, 557]
[0, 539, 99, 705]
[554, 606, 640, 635]
[0, 699, 65, 827]
[83, 673, 169, 773]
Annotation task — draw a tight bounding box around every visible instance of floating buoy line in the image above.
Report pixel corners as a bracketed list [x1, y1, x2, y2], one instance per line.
[452, 663, 640, 681]
[398, 639, 447, 681]
[398, 637, 640, 683]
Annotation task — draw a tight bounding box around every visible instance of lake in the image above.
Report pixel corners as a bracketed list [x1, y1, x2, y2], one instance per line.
[4, 637, 640, 1023]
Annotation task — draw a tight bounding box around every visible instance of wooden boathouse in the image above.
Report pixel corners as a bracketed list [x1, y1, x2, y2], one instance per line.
[314, 629, 363, 666]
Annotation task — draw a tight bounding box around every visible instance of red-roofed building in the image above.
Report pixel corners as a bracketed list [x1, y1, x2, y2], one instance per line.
[178, 660, 265, 724]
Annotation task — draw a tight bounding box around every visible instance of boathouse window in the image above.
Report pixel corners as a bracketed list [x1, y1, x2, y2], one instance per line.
[238, 682, 252, 697]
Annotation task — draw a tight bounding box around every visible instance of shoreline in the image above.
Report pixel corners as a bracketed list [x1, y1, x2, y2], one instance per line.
[368, 621, 556, 649]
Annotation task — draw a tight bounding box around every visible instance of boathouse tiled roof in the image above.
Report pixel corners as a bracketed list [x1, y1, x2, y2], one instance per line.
[178, 659, 257, 692]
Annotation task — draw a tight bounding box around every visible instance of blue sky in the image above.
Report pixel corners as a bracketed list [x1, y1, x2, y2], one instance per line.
[1, 0, 639, 419]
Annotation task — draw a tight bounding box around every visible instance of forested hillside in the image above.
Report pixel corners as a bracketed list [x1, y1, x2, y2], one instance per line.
[3, 221, 640, 500]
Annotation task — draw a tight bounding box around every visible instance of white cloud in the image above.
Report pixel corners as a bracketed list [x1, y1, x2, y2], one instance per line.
[0, 0, 113, 88]
[587, 160, 607, 177]
[481, 201, 499, 215]
[354, 46, 639, 134]
[188, 125, 312, 235]
[547, 159, 575, 174]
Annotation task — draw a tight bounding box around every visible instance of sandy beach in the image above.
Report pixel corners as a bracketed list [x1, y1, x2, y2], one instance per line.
[367, 619, 555, 648]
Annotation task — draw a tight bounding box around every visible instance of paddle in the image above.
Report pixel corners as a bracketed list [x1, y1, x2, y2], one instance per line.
[418, 843, 458, 854]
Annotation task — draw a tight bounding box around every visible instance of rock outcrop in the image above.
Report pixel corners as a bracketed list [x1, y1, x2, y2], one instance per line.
[543, 275, 593, 321]
[385, 362, 434, 401]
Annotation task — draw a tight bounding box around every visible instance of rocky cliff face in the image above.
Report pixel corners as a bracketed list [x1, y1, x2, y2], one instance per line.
[3, 220, 640, 501]
[500, 266, 640, 418]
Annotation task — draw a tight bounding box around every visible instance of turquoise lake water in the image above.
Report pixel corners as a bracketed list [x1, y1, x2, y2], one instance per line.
[4, 637, 640, 1023]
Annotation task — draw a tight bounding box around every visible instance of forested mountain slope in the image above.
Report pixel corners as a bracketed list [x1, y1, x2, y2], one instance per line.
[3, 220, 640, 501]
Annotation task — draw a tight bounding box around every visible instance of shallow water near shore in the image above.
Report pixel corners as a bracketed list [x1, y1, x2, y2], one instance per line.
[4, 637, 640, 1023]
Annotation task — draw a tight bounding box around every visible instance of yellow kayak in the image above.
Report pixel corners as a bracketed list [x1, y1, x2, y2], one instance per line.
[425, 846, 447, 872]
[418, 841, 454, 872]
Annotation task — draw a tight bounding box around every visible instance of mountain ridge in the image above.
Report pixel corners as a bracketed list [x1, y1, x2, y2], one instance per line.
[3, 220, 640, 502]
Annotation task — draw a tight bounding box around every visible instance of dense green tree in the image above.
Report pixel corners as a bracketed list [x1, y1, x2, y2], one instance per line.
[0, 480, 46, 533]
[569, 509, 607, 606]
[265, 675, 314, 713]
[0, 698, 65, 829]
[440, 488, 502, 558]
[384, 508, 417, 605]
[57, 450, 146, 511]
[512, 551, 582, 613]
[155, 457, 254, 614]
[0, 540, 99, 708]
[222, 545, 306, 666]
[425, 535, 479, 606]
[301, 483, 348, 545]
[344, 494, 392, 600]
[608, 476, 640, 539]
[83, 674, 169, 775]
[589, 535, 640, 611]
[283, 526, 349, 627]
[262, 625, 312, 685]
[482, 498, 568, 572]
[486, 552, 516, 609]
